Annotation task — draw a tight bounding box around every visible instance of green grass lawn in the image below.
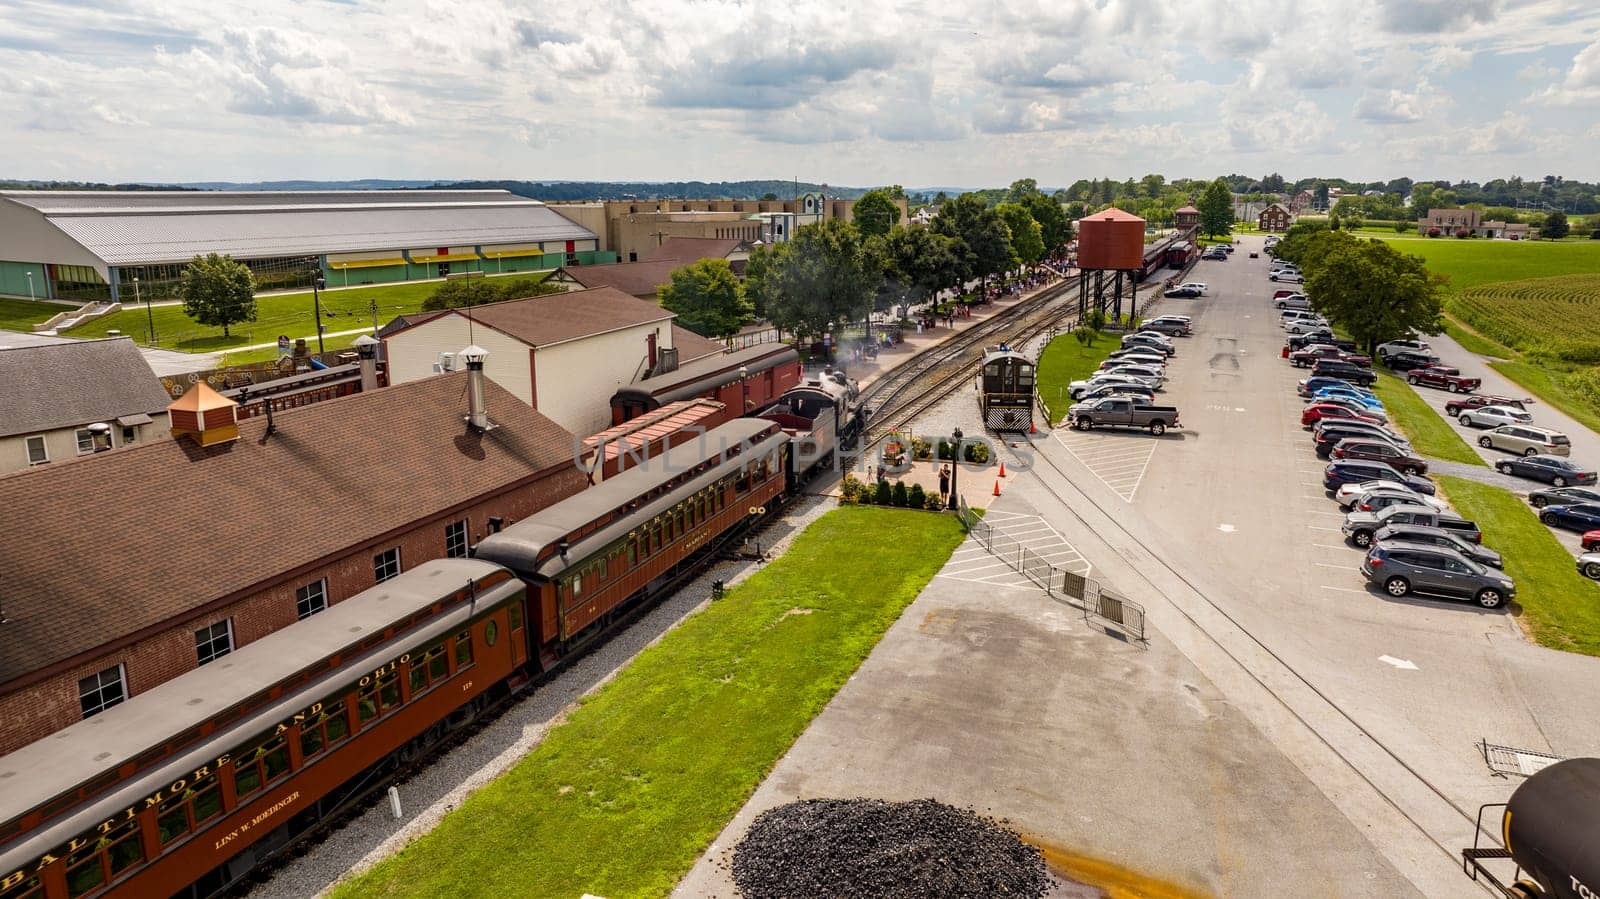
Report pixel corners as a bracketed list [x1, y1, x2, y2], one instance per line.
[1368, 371, 1484, 466]
[1441, 315, 1514, 358]
[1036, 330, 1117, 424]
[1436, 475, 1600, 657]
[0, 297, 74, 332]
[1370, 236, 1600, 293]
[1488, 360, 1600, 436]
[69, 273, 549, 354]
[333, 506, 965, 899]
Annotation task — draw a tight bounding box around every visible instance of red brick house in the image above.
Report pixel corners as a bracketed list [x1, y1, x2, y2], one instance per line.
[0, 372, 584, 756]
[1258, 203, 1292, 232]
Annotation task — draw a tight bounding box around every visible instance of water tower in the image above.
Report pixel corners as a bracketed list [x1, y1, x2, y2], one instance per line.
[1074, 207, 1145, 324]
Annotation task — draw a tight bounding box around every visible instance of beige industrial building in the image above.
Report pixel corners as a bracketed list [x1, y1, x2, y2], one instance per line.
[548, 194, 907, 263]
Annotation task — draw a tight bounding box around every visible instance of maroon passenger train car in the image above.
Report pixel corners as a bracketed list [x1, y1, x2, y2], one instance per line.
[0, 419, 790, 899]
[608, 343, 801, 427]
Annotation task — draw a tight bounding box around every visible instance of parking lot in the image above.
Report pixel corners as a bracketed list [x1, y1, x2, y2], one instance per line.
[938, 507, 1090, 588]
[1062, 235, 1600, 873]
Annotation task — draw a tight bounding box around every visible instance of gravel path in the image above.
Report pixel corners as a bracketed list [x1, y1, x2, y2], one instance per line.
[248, 493, 834, 899]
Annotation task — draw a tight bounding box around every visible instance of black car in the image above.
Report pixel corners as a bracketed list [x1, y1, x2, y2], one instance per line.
[1314, 424, 1412, 457]
[1538, 502, 1600, 532]
[1527, 485, 1600, 508]
[1164, 286, 1202, 298]
[1372, 523, 1503, 568]
[1324, 459, 1436, 495]
[1493, 455, 1599, 487]
[1289, 332, 1358, 352]
[1383, 351, 1439, 372]
[1312, 359, 1378, 386]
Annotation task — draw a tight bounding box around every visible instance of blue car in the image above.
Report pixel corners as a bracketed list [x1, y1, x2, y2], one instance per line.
[1324, 459, 1437, 495]
[1537, 502, 1600, 532]
[1312, 387, 1385, 410]
[1298, 376, 1376, 399]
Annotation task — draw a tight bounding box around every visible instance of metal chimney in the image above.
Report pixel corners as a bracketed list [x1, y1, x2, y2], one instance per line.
[461, 345, 493, 432]
[353, 334, 380, 393]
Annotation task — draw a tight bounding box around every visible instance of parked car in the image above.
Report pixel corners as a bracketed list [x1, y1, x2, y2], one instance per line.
[1271, 288, 1298, 300]
[1275, 293, 1311, 308]
[1100, 353, 1166, 371]
[1284, 317, 1331, 335]
[1493, 454, 1595, 486]
[1457, 405, 1534, 429]
[1445, 394, 1526, 417]
[1311, 359, 1378, 386]
[1163, 285, 1202, 298]
[1302, 403, 1383, 428]
[1311, 386, 1385, 410]
[1576, 552, 1600, 581]
[1383, 351, 1440, 372]
[1140, 318, 1191, 337]
[1330, 438, 1426, 474]
[1344, 503, 1479, 548]
[1219, 244, 1235, 254]
[1202, 248, 1228, 260]
[1074, 382, 1157, 404]
[1122, 333, 1176, 355]
[1270, 271, 1305, 283]
[1336, 480, 1444, 511]
[1099, 363, 1166, 385]
[1106, 347, 1169, 364]
[1318, 396, 1389, 423]
[1069, 372, 1160, 399]
[1376, 338, 1431, 359]
[1289, 333, 1358, 352]
[1407, 366, 1481, 393]
[1527, 485, 1600, 508]
[1373, 523, 1503, 568]
[1323, 460, 1436, 496]
[1292, 345, 1371, 368]
[1361, 543, 1514, 608]
[1299, 375, 1375, 398]
[1537, 502, 1600, 533]
[1586, 530, 1600, 552]
[1065, 397, 1182, 435]
[1177, 282, 1207, 294]
[1315, 423, 1411, 458]
[1478, 425, 1572, 457]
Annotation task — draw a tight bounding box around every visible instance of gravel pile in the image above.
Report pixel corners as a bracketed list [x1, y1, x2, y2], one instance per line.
[731, 798, 1049, 899]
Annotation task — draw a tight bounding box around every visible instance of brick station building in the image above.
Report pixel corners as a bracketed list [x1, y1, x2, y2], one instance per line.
[0, 370, 585, 756]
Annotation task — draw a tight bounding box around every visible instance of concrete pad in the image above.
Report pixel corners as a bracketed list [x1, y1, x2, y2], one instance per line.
[673, 495, 1422, 898]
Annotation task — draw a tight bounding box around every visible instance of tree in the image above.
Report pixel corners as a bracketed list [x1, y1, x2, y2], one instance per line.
[1022, 193, 1072, 254]
[1005, 178, 1040, 202]
[931, 194, 1017, 288]
[1197, 178, 1233, 238]
[853, 189, 902, 239]
[995, 202, 1045, 269]
[1261, 172, 1286, 193]
[742, 241, 788, 321]
[179, 253, 256, 338]
[760, 192, 779, 201]
[1544, 210, 1570, 239]
[1314, 183, 1330, 210]
[875, 225, 960, 311]
[422, 276, 562, 312]
[1302, 234, 1443, 354]
[657, 259, 752, 339]
[765, 220, 877, 341]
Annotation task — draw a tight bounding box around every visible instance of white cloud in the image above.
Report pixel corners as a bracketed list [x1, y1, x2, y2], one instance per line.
[1536, 35, 1600, 104]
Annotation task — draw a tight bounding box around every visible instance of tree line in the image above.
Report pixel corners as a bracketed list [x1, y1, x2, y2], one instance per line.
[1269, 222, 1443, 354]
[659, 181, 1072, 341]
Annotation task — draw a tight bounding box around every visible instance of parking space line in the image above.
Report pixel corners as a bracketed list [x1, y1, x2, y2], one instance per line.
[1307, 525, 1340, 531]
[1319, 585, 1367, 594]
[1312, 543, 1351, 551]
[1315, 562, 1356, 570]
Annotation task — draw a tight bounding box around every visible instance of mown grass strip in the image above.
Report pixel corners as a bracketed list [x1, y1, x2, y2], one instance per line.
[1436, 475, 1600, 657]
[1489, 360, 1600, 437]
[1441, 316, 1514, 359]
[334, 506, 966, 899]
[1368, 371, 1485, 466]
[1036, 330, 1117, 424]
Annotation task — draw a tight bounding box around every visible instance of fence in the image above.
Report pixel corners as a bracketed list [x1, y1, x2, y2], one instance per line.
[956, 498, 1146, 642]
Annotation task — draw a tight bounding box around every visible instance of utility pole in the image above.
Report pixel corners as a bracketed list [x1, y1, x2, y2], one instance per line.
[312, 273, 326, 354]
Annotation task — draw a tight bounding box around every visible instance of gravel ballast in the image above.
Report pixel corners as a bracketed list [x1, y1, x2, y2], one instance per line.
[731, 798, 1050, 899]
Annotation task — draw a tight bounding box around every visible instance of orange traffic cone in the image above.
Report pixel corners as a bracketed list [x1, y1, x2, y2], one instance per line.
[998, 461, 1007, 478]
[1029, 420, 1037, 434]
[992, 479, 1002, 497]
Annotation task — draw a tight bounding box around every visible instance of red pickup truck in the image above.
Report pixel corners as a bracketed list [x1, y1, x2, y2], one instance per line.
[1407, 365, 1481, 393]
[1291, 345, 1372, 369]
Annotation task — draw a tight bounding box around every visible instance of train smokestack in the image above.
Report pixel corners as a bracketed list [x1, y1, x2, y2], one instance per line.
[461, 345, 493, 432]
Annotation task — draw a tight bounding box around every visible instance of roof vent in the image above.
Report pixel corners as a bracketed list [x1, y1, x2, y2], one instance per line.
[167, 382, 239, 447]
[461, 345, 494, 432]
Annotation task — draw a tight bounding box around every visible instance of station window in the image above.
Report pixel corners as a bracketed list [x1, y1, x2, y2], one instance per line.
[64, 816, 143, 897]
[445, 519, 469, 559]
[408, 642, 449, 697]
[156, 770, 223, 845]
[296, 579, 328, 619]
[454, 630, 474, 669]
[232, 732, 290, 799]
[194, 619, 234, 666]
[571, 573, 583, 597]
[373, 547, 402, 583]
[78, 665, 126, 719]
[508, 602, 523, 632]
[298, 699, 351, 761]
[356, 669, 401, 724]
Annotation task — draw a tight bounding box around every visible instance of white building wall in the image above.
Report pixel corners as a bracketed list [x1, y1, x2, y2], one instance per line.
[534, 323, 669, 437]
[0, 415, 168, 475]
[384, 315, 534, 405]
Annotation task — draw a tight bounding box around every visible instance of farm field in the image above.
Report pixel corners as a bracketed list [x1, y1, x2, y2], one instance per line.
[1370, 235, 1600, 293]
[1450, 273, 1600, 363]
[331, 506, 965, 899]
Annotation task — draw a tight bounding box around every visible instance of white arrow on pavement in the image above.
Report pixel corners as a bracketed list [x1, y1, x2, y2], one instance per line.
[1217, 523, 1236, 533]
[1378, 655, 1419, 670]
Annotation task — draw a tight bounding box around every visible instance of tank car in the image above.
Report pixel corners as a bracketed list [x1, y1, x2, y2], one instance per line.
[1464, 757, 1600, 899]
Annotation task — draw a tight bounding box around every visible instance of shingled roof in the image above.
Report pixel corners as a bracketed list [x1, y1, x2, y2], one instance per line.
[0, 338, 171, 438]
[552, 261, 680, 300]
[0, 372, 578, 689]
[642, 237, 746, 263]
[453, 285, 672, 346]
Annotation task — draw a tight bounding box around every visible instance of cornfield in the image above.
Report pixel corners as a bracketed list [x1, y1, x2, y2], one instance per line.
[1451, 274, 1600, 364]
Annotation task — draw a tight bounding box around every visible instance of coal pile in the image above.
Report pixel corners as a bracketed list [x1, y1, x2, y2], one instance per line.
[731, 798, 1050, 899]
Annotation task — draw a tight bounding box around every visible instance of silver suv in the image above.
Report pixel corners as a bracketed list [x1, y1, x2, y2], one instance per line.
[1361, 541, 1515, 609]
[1478, 424, 1571, 457]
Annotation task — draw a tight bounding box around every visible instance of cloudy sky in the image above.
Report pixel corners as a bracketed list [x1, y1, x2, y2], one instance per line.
[3, 0, 1599, 188]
